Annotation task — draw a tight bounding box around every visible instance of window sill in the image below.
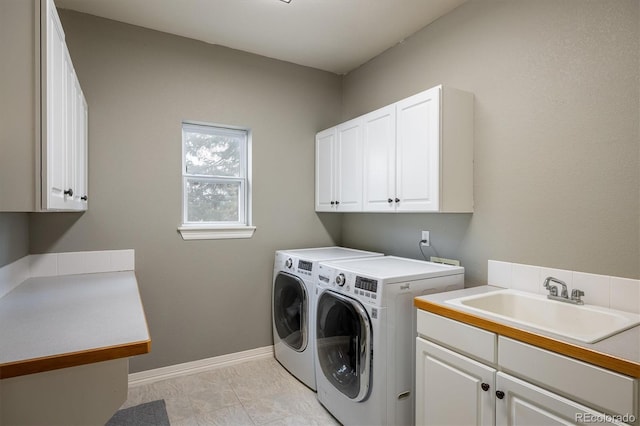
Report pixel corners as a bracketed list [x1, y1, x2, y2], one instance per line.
[178, 225, 256, 240]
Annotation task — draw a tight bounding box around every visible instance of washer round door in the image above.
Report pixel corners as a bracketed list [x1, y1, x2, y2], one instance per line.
[316, 290, 372, 401]
[273, 272, 308, 352]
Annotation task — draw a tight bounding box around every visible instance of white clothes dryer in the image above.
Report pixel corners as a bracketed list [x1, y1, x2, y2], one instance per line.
[315, 256, 464, 425]
[272, 247, 383, 390]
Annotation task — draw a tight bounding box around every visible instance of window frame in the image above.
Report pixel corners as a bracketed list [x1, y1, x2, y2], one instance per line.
[178, 121, 255, 240]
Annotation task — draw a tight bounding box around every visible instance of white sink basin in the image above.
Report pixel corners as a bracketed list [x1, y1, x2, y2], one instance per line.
[446, 289, 640, 343]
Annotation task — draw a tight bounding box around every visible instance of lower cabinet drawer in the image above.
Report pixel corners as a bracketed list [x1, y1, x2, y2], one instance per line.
[498, 336, 638, 419]
[417, 309, 497, 364]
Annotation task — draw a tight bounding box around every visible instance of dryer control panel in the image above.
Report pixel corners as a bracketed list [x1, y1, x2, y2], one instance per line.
[317, 264, 382, 306]
[355, 276, 378, 294]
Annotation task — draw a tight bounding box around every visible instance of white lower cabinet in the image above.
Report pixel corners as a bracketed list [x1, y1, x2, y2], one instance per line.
[416, 337, 496, 426]
[416, 310, 638, 426]
[496, 372, 627, 426]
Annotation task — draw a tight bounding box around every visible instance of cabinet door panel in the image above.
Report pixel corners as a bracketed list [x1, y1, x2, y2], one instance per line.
[315, 128, 336, 211]
[44, 2, 67, 210]
[74, 79, 88, 209]
[362, 105, 396, 211]
[335, 119, 362, 211]
[396, 87, 440, 212]
[64, 51, 81, 210]
[416, 338, 495, 426]
[496, 373, 624, 426]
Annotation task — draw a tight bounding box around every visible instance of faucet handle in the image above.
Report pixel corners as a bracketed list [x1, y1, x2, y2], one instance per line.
[543, 277, 558, 296]
[543, 277, 552, 290]
[571, 289, 585, 304]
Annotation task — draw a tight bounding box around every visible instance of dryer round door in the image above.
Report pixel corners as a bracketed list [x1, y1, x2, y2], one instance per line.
[316, 290, 372, 401]
[273, 272, 308, 352]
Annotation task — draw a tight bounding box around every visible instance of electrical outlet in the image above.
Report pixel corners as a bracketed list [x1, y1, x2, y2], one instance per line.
[420, 231, 430, 246]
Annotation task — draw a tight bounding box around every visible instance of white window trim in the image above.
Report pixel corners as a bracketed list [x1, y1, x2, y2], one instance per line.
[178, 121, 255, 241]
[178, 224, 256, 240]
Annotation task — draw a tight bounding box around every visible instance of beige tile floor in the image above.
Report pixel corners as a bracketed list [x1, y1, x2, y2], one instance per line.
[121, 357, 341, 425]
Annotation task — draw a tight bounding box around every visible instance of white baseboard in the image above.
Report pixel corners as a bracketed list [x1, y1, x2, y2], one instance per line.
[128, 345, 274, 387]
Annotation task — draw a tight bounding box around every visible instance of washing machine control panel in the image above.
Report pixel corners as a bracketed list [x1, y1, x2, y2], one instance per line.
[275, 253, 314, 278]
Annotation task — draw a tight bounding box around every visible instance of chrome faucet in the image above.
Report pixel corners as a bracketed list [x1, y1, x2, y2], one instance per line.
[543, 276, 568, 298]
[543, 276, 584, 305]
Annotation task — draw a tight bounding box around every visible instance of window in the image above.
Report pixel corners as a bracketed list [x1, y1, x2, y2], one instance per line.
[178, 122, 255, 240]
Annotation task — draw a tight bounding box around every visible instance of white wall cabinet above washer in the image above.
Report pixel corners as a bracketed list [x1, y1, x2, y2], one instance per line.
[361, 104, 396, 211]
[0, 0, 88, 212]
[315, 117, 363, 212]
[315, 85, 474, 213]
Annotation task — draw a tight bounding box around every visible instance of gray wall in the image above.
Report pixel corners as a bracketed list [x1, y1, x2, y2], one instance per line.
[341, 0, 640, 283]
[18, 1, 640, 373]
[0, 213, 29, 267]
[29, 11, 343, 372]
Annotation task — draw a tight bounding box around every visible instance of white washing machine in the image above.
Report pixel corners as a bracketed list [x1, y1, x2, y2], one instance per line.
[315, 256, 464, 425]
[272, 247, 383, 390]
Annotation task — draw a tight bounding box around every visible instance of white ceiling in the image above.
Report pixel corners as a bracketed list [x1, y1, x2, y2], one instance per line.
[55, 0, 467, 75]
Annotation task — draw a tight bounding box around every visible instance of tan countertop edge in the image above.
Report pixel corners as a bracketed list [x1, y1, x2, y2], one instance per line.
[0, 339, 151, 379]
[414, 297, 640, 379]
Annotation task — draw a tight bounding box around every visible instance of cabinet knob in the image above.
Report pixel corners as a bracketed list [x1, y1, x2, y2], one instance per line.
[496, 390, 505, 399]
[395, 198, 400, 203]
[335, 201, 340, 205]
[64, 188, 74, 197]
[387, 198, 393, 203]
[81, 195, 88, 201]
[481, 383, 490, 392]
[330, 201, 335, 205]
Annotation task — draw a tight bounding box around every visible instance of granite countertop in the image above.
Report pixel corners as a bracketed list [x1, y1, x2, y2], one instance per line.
[415, 285, 640, 378]
[0, 271, 150, 379]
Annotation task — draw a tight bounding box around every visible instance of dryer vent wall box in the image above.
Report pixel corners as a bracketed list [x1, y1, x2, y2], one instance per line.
[315, 85, 473, 213]
[314, 256, 464, 426]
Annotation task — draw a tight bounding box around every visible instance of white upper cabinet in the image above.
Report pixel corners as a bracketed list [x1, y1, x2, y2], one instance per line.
[395, 88, 441, 212]
[362, 104, 396, 212]
[73, 77, 89, 208]
[335, 118, 363, 211]
[0, 0, 88, 212]
[44, 4, 68, 210]
[318, 85, 474, 213]
[315, 128, 336, 212]
[43, 0, 88, 211]
[315, 118, 363, 212]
